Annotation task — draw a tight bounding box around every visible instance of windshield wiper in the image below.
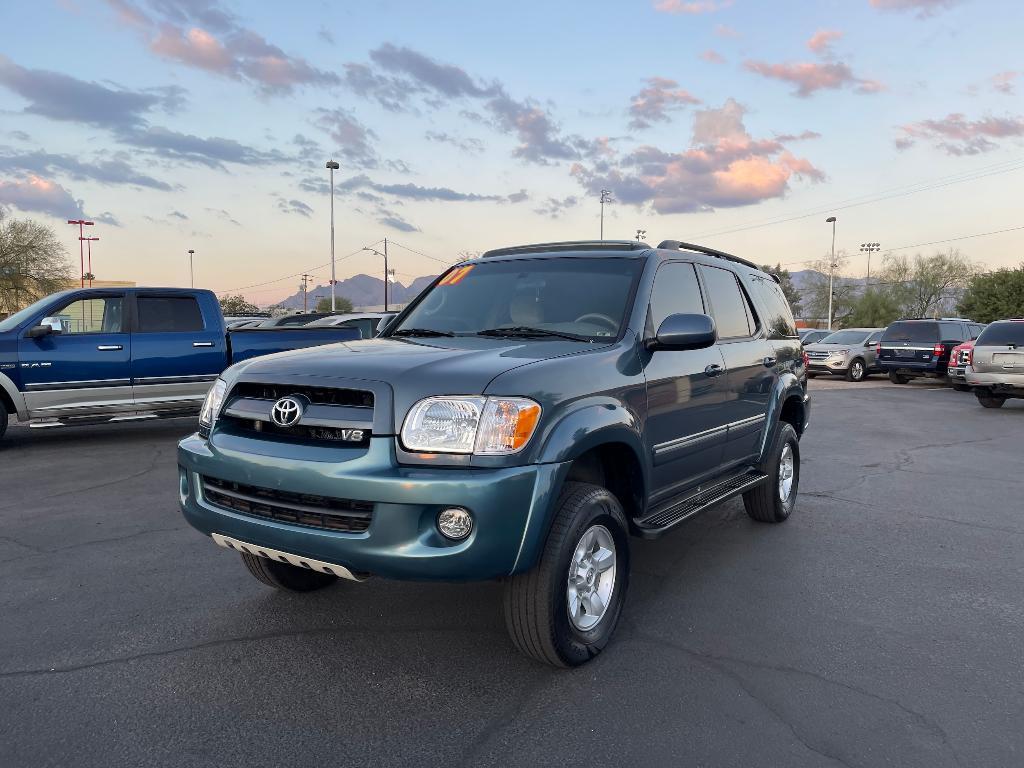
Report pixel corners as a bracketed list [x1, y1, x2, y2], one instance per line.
[475, 326, 591, 342]
[390, 327, 455, 338]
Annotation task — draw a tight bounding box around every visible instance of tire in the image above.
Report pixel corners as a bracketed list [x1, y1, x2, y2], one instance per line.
[888, 371, 910, 385]
[846, 358, 866, 382]
[239, 552, 338, 592]
[743, 422, 799, 524]
[977, 393, 1006, 409]
[503, 481, 630, 667]
[0, 408, 7, 442]
[806, 372, 818, 379]
[951, 382, 970, 393]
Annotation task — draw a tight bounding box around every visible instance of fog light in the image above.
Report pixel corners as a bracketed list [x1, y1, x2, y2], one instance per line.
[437, 508, 473, 540]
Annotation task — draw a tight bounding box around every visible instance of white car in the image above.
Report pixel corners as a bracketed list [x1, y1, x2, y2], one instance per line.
[304, 312, 398, 338]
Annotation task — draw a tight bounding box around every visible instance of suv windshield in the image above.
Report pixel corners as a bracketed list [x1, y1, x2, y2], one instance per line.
[882, 322, 938, 343]
[818, 330, 870, 345]
[390, 257, 644, 341]
[976, 321, 1024, 346]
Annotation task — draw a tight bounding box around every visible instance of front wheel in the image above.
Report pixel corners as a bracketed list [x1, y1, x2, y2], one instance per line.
[977, 393, 1006, 409]
[503, 482, 629, 667]
[743, 422, 800, 523]
[0, 409, 7, 442]
[846, 358, 867, 382]
[888, 371, 910, 385]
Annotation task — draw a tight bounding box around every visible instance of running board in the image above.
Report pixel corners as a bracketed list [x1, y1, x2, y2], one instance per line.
[635, 470, 768, 538]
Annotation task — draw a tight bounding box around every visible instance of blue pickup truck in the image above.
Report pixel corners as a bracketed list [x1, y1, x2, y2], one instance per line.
[0, 287, 358, 441]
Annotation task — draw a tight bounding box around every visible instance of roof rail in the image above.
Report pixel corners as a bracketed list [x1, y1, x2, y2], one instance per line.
[481, 240, 650, 258]
[657, 240, 762, 272]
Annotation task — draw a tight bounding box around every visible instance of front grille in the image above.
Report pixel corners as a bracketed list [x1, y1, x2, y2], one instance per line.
[201, 475, 373, 533]
[230, 382, 374, 408]
[220, 415, 371, 445]
[806, 350, 831, 360]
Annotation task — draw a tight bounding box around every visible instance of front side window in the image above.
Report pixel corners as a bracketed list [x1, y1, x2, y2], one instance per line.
[391, 257, 644, 341]
[647, 262, 704, 334]
[700, 265, 757, 339]
[137, 296, 204, 333]
[51, 296, 124, 335]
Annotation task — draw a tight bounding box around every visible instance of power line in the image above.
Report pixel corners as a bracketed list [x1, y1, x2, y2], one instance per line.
[387, 239, 449, 265]
[215, 240, 383, 294]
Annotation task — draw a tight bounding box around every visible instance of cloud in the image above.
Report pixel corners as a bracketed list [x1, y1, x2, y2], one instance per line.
[628, 77, 701, 130]
[169, 210, 188, 220]
[534, 195, 580, 218]
[205, 206, 240, 225]
[0, 175, 84, 218]
[0, 54, 174, 129]
[107, 0, 340, 94]
[336, 174, 508, 203]
[94, 211, 121, 226]
[369, 43, 497, 99]
[119, 124, 285, 168]
[317, 25, 334, 45]
[277, 198, 313, 217]
[895, 112, 1024, 155]
[773, 130, 822, 142]
[424, 131, 484, 153]
[312, 108, 379, 168]
[744, 59, 884, 97]
[991, 71, 1018, 95]
[487, 93, 580, 163]
[570, 98, 824, 215]
[807, 29, 843, 55]
[868, 0, 964, 17]
[0, 149, 173, 190]
[654, 0, 733, 13]
[378, 212, 419, 232]
[700, 49, 726, 64]
[714, 24, 740, 37]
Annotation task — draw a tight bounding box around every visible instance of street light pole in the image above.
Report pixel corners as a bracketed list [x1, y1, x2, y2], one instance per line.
[826, 216, 837, 330]
[326, 160, 340, 312]
[67, 219, 94, 287]
[362, 242, 390, 311]
[599, 189, 612, 240]
[82, 236, 99, 286]
[188, 249, 195, 288]
[859, 242, 880, 287]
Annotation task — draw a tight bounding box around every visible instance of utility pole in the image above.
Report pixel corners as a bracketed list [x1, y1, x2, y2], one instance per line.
[635, 229, 646, 242]
[188, 249, 195, 288]
[362, 241, 391, 311]
[859, 242, 880, 288]
[826, 216, 837, 330]
[599, 190, 613, 240]
[81, 236, 99, 286]
[300, 273, 313, 312]
[67, 219, 94, 287]
[326, 159, 340, 311]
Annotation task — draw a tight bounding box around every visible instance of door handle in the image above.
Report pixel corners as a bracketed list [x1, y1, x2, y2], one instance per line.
[704, 364, 723, 377]
[763, 356, 777, 368]
[192, 342, 214, 348]
[97, 345, 123, 351]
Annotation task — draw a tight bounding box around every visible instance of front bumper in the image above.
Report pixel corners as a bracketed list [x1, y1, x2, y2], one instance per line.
[178, 433, 569, 581]
[807, 358, 848, 374]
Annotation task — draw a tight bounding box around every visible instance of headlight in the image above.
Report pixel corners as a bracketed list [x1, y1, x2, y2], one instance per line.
[199, 378, 227, 434]
[401, 396, 541, 455]
[830, 349, 849, 357]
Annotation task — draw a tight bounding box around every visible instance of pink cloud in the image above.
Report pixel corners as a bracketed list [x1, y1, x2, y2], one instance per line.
[654, 0, 733, 14]
[700, 49, 726, 64]
[897, 112, 1024, 155]
[151, 26, 233, 74]
[744, 59, 884, 97]
[629, 77, 701, 130]
[869, 0, 964, 17]
[807, 29, 843, 55]
[991, 71, 1018, 95]
[714, 24, 740, 37]
[0, 175, 84, 218]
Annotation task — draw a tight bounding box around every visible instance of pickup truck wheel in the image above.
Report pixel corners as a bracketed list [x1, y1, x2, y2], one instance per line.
[888, 371, 910, 385]
[239, 552, 338, 592]
[846, 358, 866, 382]
[503, 481, 629, 668]
[743, 422, 799, 524]
[976, 393, 1006, 409]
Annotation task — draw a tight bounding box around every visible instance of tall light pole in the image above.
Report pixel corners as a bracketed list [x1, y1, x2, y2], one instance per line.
[599, 190, 613, 240]
[188, 249, 195, 288]
[825, 217, 837, 330]
[67, 220, 94, 287]
[363, 240, 390, 311]
[82, 236, 99, 286]
[859, 242, 880, 287]
[326, 159, 340, 311]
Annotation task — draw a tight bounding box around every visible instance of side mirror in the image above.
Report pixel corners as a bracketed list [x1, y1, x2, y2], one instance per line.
[647, 313, 717, 351]
[27, 317, 63, 338]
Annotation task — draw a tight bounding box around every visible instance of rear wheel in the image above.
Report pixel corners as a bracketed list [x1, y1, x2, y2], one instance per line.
[240, 552, 339, 592]
[503, 482, 629, 667]
[846, 358, 866, 382]
[743, 422, 799, 523]
[888, 371, 910, 385]
[0, 409, 7, 442]
[977, 393, 1006, 409]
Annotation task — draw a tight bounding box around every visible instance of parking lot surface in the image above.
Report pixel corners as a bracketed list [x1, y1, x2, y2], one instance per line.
[1, 380, 1022, 767]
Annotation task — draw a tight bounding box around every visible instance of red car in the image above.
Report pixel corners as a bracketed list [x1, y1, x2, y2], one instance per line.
[948, 339, 975, 391]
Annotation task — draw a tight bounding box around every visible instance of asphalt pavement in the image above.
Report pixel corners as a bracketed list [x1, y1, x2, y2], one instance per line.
[1, 379, 1022, 767]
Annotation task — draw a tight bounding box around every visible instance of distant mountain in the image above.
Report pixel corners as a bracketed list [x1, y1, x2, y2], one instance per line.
[273, 273, 438, 310]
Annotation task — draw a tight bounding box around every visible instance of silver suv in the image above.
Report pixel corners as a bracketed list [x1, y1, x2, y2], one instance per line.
[965, 320, 1024, 408]
[805, 328, 884, 382]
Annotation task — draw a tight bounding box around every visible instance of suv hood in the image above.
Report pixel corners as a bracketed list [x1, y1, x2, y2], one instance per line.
[805, 342, 859, 352]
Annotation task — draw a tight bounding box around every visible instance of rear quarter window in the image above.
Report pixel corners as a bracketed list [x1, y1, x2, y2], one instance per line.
[882, 322, 938, 343]
[976, 322, 1024, 346]
[751, 276, 797, 339]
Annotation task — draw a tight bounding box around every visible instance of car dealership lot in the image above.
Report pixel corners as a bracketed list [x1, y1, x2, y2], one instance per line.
[1, 384, 1022, 768]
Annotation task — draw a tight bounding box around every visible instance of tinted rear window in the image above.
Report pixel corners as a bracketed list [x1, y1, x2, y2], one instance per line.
[882, 322, 937, 343]
[137, 296, 204, 332]
[976, 322, 1024, 346]
[751, 276, 797, 339]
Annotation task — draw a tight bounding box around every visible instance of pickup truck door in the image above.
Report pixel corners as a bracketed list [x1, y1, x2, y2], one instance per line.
[698, 265, 775, 467]
[17, 292, 132, 417]
[642, 262, 730, 502]
[130, 292, 224, 411]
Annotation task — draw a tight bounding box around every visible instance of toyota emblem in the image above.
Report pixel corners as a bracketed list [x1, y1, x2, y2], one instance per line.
[270, 396, 303, 427]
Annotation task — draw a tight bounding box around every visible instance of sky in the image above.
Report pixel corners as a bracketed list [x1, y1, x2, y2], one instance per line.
[0, 0, 1021, 305]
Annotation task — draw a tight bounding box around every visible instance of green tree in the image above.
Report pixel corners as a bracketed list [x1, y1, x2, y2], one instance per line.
[877, 249, 976, 318]
[316, 296, 353, 313]
[846, 288, 902, 327]
[802, 252, 856, 324]
[760, 262, 802, 316]
[957, 265, 1024, 323]
[219, 294, 260, 315]
[0, 208, 74, 315]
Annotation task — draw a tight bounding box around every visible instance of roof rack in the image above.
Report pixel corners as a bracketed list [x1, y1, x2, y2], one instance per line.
[481, 240, 650, 258]
[657, 240, 764, 273]
[898, 317, 975, 322]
